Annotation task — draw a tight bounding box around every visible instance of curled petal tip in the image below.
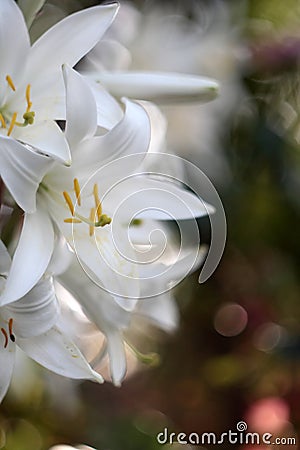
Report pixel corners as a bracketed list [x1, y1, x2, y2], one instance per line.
[92, 370, 104, 384]
[93, 71, 220, 104]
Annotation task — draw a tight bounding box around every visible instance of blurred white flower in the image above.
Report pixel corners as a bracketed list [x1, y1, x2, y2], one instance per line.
[83, 1, 247, 184]
[49, 446, 96, 450]
[0, 239, 102, 403]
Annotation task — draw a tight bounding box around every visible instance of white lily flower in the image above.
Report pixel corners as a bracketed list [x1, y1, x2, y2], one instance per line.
[0, 0, 119, 207]
[0, 65, 151, 306]
[0, 66, 214, 309]
[57, 67, 214, 305]
[0, 239, 103, 403]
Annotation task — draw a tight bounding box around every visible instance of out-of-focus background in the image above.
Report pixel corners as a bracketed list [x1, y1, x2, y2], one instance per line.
[2, 0, 300, 448]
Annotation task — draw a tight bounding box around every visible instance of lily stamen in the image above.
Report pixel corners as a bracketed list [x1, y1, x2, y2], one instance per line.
[75, 211, 112, 228]
[0, 113, 6, 129]
[63, 191, 75, 216]
[1, 81, 35, 134]
[93, 183, 102, 220]
[73, 178, 81, 206]
[7, 112, 17, 136]
[89, 207, 96, 236]
[6, 75, 16, 92]
[62, 183, 112, 233]
[25, 84, 32, 112]
[1, 328, 8, 348]
[8, 318, 15, 342]
[64, 218, 82, 224]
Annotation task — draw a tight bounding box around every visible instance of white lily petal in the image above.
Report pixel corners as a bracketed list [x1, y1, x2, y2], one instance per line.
[138, 101, 167, 154]
[104, 176, 215, 222]
[63, 65, 97, 148]
[73, 225, 139, 311]
[76, 446, 97, 450]
[138, 243, 207, 291]
[72, 98, 150, 179]
[48, 447, 76, 450]
[106, 328, 126, 386]
[22, 77, 66, 120]
[47, 236, 73, 277]
[0, 0, 30, 92]
[137, 293, 179, 332]
[18, 325, 103, 383]
[0, 335, 15, 403]
[3, 277, 59, 338]
[0, 136, 54, 213]
[44, 186, 138, 311]
[13, 120, 71, 165]
[59, 258, 131, 330]
[1, 205, 54, 305]
[88, 80, 124, 130]
[92, 71, 219, 104]
[29, 5, 66, 44]
[26, 3, 119, 96]
[18, 0, 46, 28]
[0, 240, 11, 273]
[49, 446, 96, 450]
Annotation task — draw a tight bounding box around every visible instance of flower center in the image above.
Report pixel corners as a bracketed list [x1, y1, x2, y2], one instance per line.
[1, 318, 15, 348]
[63, 178, 112, 236]
[0, 75, 35, 136]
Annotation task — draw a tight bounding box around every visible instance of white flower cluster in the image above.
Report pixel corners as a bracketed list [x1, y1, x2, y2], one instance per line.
[0, 0, 219, 403]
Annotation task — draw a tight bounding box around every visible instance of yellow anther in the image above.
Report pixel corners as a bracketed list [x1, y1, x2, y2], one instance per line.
[63, 191, 75, 216]
[0, 113, 6, 129]
[7, 112, 17, 136]
[1, 328, 8, 348]
[63, 183, 111, 234]
[6, 75, 16, 91]
[93, 183, 102, 220]
[89, 208, 96, 236]
[26, 84, 31, 110]
[8, 318, 13, 336]
[8, 318, 15, 342]
[64, 218, 82, 224]
[73, 178, 81, 206]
